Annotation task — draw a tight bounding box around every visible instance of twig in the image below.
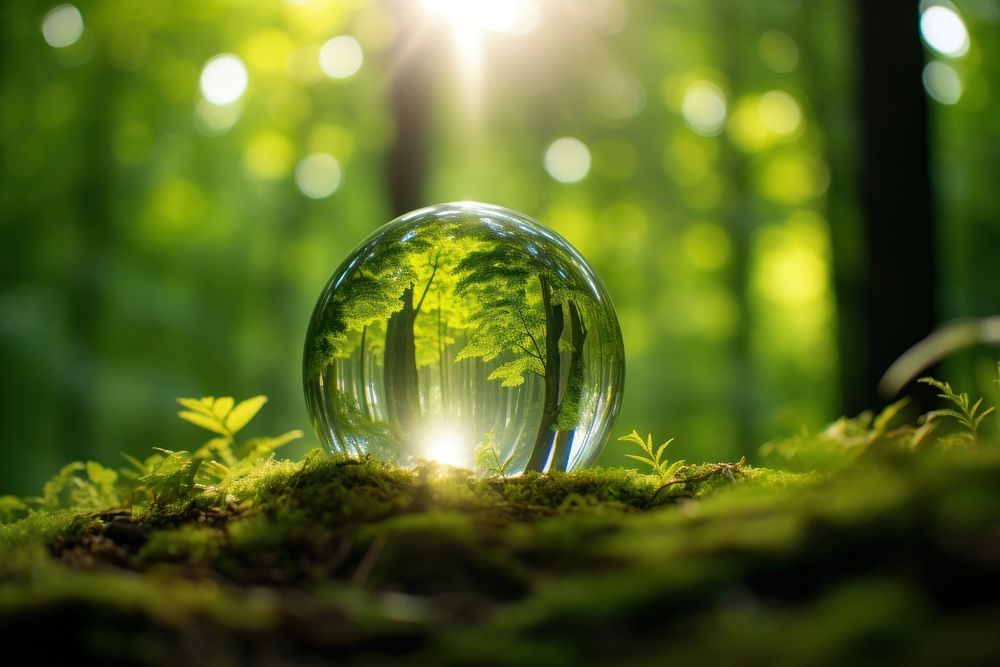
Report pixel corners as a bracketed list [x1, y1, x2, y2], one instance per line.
[644, 457, 747, 510]
[350, 534, 387, 588]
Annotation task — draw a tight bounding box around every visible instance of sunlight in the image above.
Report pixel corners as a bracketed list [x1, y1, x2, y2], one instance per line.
[41, 4, 84, 49]
[923, 60, 963, 105]
[295, 153, 342, 199]
[319, 35, 364, 79]
[544, 137, 591, 184]
[193, 99, 242, 136]
[758, 90, 802, 136]
[418, 0, 537, 113]
[199, 54, 248, 105]
[681, 81, 727, 137]
[420, 0, 528, 33]
[920, 5, 970, 58]
[421, 424, 469, 467]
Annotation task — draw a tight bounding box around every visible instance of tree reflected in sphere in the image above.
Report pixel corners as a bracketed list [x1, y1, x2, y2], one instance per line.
[304, 202, 624, 473]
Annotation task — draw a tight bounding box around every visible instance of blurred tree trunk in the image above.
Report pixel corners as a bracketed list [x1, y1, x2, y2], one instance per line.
[383, 4, 436, 440]
[850, 0, 938, 412]
[386, 3, 433, 217]
[59, 64, 117, 460]
[715, 3, 756, 455]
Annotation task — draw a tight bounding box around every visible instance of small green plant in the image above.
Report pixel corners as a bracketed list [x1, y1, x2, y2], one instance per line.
[23, 461, 121, 512]
[4, 394, 303, 521]
[177, 396, 302, 468]
[918, 377, 995, 439]
[475, 431, 514, 479]
[618, 430, 684, 481]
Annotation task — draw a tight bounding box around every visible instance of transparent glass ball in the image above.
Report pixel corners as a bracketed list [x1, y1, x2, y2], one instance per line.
[303, 202, 624, 473]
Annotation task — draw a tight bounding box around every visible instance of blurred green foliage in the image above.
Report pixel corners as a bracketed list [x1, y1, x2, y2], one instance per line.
[1, 0, 999, 493]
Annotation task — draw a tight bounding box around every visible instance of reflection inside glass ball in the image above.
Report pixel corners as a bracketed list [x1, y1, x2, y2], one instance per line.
[303, 202, 624, 474]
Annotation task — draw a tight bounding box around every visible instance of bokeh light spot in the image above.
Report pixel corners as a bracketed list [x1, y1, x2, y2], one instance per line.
[759, 31, 799, 73]
[194, 99, 242, 136]
[682, 82, 727, 136]
[753, 213, 830, 307]
[243, 131, 295, 180]
[727, 95, 771, 152]
[758, 90, 802, 135]
[295, 153, 342, 199]
[590, 70, 646, 122]
[922, 60, 963, 104]
[544, 137, 591, 184]
[41, 4, 84, 49]
[683, 223, 731, 270]
[242, 29, 295, 74]
[920, 5, 970, 57]
[319, 36, 363, 79]
[199, 54, 248, 105]
[307, 124, 356, 161]
[287, 45, 324, 84]
[758, 155, 828, 204]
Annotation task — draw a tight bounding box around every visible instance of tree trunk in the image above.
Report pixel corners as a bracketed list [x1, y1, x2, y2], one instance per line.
[853, 0, 938, 411]
[358, 325, 370, 419]
[551, 301, 587, 472]
[384, 286, 421, 437]
[380, 3, 435, 443]
[526, 276, 564, 471]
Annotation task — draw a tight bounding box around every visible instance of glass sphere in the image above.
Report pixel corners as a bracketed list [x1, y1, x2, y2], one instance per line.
[303, 202, 624, 473]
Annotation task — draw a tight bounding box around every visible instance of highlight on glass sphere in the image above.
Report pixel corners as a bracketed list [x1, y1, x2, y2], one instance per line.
[303, 202, 624, 474]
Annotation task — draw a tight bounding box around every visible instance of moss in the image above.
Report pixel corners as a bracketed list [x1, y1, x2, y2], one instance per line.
[2, 447, 1000, 665]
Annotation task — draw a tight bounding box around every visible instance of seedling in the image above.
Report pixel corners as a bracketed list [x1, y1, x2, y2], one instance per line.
[618, 430, 685, 481]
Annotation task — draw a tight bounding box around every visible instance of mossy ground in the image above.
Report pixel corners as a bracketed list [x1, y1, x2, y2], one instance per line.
[2, 446, 1000, 665]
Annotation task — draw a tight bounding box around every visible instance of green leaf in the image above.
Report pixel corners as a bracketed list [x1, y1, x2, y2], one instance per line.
[655, 439, 674, 463]
[119, 452, 148, 474]
[624, 454, 655, 466]
[617, 431, 645, 448]
[662, 460, 686, 479]
[196, 437, 237, 468]
[212, 396, 235, 419]
[973, 406, 996, 429]
[0, 495, 28, 522]
[873, 398, 910, 436]
[238, 429, 303, 461]
[177, 397, 215, 416]
[225, 395, 268, 434]
[177, 410, 229, 436]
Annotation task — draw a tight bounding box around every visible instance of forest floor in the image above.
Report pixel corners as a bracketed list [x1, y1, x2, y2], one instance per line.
[2, 423, 1000, 665]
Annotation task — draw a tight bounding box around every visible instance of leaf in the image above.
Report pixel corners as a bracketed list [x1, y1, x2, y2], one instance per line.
[0, 495, 28, 522]
[196, 437, 237, 468]
[238, 430, 303, 461]
[662, 460, 686, 479]
[119, 452, 148, 474]
[225, 395, 268, 434]
[974, 406, 996, 429]
[212, 396, 235, 419]
[85, 461, 117, 496]
[487, 357, 542, 388]
[617, 431, 645, 448]
[655, 439, 674, 463]
[873, 398, 910, 436]
[917, 377, 949, 393]
[177, 398, 214, 416]
[624, 454, 655, 466]
[40, 462, 85, 507]
[177, 410, 229, 436]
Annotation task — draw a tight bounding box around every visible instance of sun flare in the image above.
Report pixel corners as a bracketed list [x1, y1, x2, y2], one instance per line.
[422, 424, 469, 467]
